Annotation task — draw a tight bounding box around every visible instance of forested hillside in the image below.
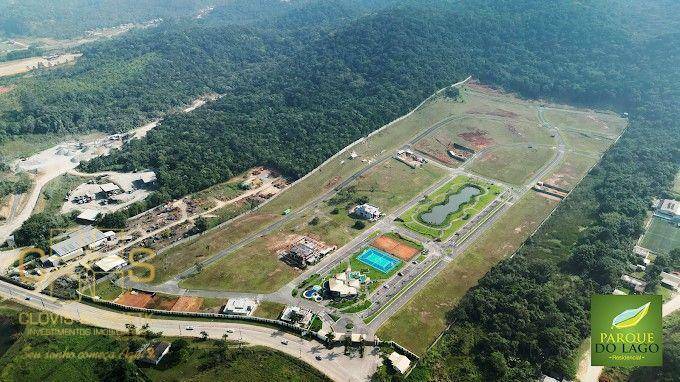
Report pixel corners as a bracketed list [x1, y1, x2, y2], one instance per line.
[0, 0, 216, 38]
[0, 1, 678, 380]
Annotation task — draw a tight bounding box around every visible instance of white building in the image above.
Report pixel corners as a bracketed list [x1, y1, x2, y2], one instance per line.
[51, 227, 107, 260]
[76, 209, 100, 223]
[94, 255, 128, 273]
[621, 274, 647, 293]
[280, 306, 314, 328]
[100, 182, 121, 196]
[656, 199, 680, 222]
[353, 204, 381, 221]
[223, 298, 258, 316]
[327, 278, 358, 298]
[661, 272, 680, 290]
[388, 352, 411, 374]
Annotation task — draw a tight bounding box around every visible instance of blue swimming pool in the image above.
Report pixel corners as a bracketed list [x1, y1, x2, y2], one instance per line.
[357, 247, 401, 274]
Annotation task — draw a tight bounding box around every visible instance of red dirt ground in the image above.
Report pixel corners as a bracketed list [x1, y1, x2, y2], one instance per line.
[372, 235, 420, 261]
[171, 296, 204, 312]
[150, 295, 178, 310]
[325, 176, 341, 189]
[115, 291, 154, 308]
[466, 108, 519, 119]
[458, 129, 494, 149]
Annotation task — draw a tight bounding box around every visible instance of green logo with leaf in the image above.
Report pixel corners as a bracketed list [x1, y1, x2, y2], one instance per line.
[611, 302, 651, 329]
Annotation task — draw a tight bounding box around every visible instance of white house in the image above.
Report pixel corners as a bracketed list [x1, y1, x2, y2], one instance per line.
[353, 204, 381, 221]
[94, 255, 128, 273]
[280, 306, 314, 327]
[656, 199, 680, 222]
[223, 298, 258, 316]
[661, 272, 680, 290]
[621, 274, 647, 293]
[388, 352, 411, 374]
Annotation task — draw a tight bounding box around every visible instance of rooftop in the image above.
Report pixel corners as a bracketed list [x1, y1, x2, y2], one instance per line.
[388, 352, 411, 374]
[137, 341, 171, 365]
[658, 199, 680, 216]
[100, 182, 120, 193]
[94, 255, 128, 272]
[224, 298, 258, 315]
[51, 227, 107, 257]
[76, 209, 100, 222]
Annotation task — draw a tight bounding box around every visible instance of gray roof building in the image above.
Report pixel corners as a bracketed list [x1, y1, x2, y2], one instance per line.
[51, 227, 107, 257]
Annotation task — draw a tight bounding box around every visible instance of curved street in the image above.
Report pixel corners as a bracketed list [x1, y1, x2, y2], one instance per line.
[0, 280, 380, 382]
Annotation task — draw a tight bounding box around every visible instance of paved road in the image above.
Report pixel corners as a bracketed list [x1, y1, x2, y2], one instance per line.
[126, 91, 569, 341]
[0, 95, 213, 246]
[0, 280, 380, 382]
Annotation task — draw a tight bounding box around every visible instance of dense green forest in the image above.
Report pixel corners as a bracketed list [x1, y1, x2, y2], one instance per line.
[1, 1, 679, 380]
[601, 312, 680, 382]
[0, 0, 216, 38]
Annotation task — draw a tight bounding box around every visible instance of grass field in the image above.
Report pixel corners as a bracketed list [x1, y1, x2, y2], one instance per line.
[147, 96, 465, 284]
[674, 172, 680, 197]
[253, 301, 286, 319]
[79, 280, 123, 301]
[468, 145, 555, 185]
[0, 300, 328, 382]
[543, 108, 625, 138]
[559, 129, 615, 155]
[0, 134, 72, 161]
[542, 152, 597, 190]
[180, 160, 446, 293]
[378, 192, 558, 354]
[32, 174, 83, 215]
[148, 212, 278, 284]
[400, 175, 501, 240]
[640, 216, 680, 254]
[139, 342, 331, 382]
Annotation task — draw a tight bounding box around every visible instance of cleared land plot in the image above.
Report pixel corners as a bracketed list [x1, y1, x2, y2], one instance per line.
[171, 296, 204, 312]
[413, 85, 553, 167]
[378, 192, 558, 354]
[0, 53, 80, 77]
[543, 108, 625, 138]
[542, 152, 597, 190]
[400, 175, 501, 240]
[372, 235, 420, 261]
[114, 291, 154, 308]
[179, 231, 303, 293]
[674, 173, 680, 197]
[560, 129, 615, 155]
[253, 301, 286, 319]
[468, 145, 555, 185]
[143, 96, 464, 284]
[640, 217, 680, 255]
[180, 161, 446, 293]
[147, 212, 277, 284]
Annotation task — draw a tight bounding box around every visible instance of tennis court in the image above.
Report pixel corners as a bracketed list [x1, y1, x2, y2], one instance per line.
[357, 247, 401, 274]
[372, 235, 420, 261]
